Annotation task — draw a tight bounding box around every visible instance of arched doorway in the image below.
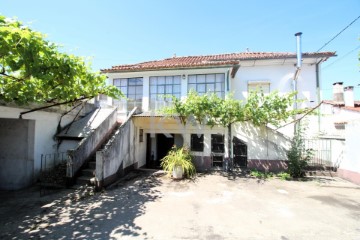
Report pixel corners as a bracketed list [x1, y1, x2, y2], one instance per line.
[233, 137, 247, 168]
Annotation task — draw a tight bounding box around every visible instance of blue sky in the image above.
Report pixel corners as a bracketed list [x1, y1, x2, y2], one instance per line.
[1, 0, 359, 99]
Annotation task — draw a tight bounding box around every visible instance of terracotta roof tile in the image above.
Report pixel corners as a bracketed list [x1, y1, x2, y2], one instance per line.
[322, 100, 360, 112]
[101, 51, 336, 73]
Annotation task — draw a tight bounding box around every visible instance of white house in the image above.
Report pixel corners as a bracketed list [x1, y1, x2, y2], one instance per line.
[101, 51, 335, 173]
[319, 82, 360, 184]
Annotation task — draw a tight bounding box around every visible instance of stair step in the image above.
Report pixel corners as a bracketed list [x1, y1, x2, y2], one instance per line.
[88, 161, 96, 169]
[82, 168, 95, 177]
[77, 176, 96, 185]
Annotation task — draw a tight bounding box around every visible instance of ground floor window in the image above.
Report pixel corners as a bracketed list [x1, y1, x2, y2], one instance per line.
[191, 134, 204, 152]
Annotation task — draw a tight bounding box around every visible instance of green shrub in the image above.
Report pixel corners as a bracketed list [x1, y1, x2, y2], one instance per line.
[250, 169, 273, 179]
[277, 172, 291, 180]
[286, 125, 313, 178]
[160, 146, 196, 178]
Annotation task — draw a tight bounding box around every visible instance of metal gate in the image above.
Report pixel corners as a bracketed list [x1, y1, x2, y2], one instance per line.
[304, 138, 344, 169]
[233, 137, 247, 167]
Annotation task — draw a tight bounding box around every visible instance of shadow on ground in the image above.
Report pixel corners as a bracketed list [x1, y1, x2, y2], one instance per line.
[0, 170, 162, 239]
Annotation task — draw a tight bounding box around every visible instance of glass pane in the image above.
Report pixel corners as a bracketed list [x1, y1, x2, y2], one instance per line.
[150, 77, 157, 85]
[128, 87, 136, 94]
[128, 94, 135, 100]
[128, 78, 136, 85]
[158, 85, 165, 94]
[174, 93, 181, 99]
[215, 83, 223, 91]
[136, 86, 143, 94]
[166, 76, 173, 85]
[207, 83, 215, 92]
[120, 86, 127, 95]
[158, 76, 165, 85]
[150, 94, 157, 99]
[198, 84, 205, 93]
[150, 86, 157, 94]
[216, 74, 225, 82]
[166, 85, 172, 94]
[173, 85, 181, 93]
[120, 79, 128, 86]
[136, 78, 143, 85]
[206, 74, 215, 83]
[113, 79, 120, 86]
[188, 84, 196, 91]
[188, 75, 196, 84]
[216, 92, 222, 98]
[197, 75, 205, 83]
[173, 75, 181, 84]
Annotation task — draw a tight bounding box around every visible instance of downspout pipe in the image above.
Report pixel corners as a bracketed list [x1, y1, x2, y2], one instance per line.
[294, 32, 302, 133]
[226, 69, 232, 171]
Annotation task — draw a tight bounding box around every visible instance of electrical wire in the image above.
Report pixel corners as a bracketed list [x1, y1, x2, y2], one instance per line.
[317, 15, 360, 52]
[322, 45, 360, 70]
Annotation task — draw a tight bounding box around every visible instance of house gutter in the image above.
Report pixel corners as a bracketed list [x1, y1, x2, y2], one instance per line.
[315, 59, 323, 132]
[226, 68, 232, 171]
[293, 32, 302, 133]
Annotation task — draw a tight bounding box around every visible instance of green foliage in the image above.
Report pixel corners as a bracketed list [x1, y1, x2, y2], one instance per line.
[286, 125, 313, 178]
[160, 146, 196, 178]
[0, 15, 122, 105]
[162, 90, 304, 128]
[276, 172, 291, 180]
[250, 170, 274, 179]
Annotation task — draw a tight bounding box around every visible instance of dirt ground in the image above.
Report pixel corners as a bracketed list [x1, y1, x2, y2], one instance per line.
[0, 170, 360, 240]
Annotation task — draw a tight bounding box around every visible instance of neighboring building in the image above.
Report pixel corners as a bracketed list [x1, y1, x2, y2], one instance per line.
[101, 51, 335, 172]
[319, 82, 360, 184]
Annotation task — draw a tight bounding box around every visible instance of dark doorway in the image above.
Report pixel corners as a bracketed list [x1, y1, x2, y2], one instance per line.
[233, 137, 247, 168]
[156, 134, 174, 166]
[211, 134, 224, 167]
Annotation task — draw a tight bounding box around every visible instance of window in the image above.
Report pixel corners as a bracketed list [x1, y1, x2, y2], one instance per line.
[113, 78, 143, 111]
[188, 73, 225, 98]
[149, 75, 181, 110]
[211, 134, 224, 153]
[191, 134, 204, 152]
[248, 81, 270, 94]
[139, 129, 144, 142]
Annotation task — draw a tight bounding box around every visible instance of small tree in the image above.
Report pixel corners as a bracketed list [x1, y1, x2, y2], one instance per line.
[286, 125, 313, 178]
[0, 15, 122, 110]
[162, 90, 306, 168]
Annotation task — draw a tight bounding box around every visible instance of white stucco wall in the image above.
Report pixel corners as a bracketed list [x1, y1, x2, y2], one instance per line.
[342, 119, 360, 173]
[0, 106, 76, 177]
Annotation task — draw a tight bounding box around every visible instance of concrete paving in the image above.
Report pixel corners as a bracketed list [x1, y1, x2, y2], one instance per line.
[1, 171, 360, 239]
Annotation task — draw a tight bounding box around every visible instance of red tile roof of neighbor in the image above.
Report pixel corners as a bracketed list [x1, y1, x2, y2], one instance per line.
[322, 100, 360, 113]
[101, 51, 336, 73]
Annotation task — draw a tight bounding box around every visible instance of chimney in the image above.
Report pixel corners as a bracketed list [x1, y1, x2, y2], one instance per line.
[295, 32, 302, 69]
[344, 86, 354, 107]
[333, 82, 344, 103]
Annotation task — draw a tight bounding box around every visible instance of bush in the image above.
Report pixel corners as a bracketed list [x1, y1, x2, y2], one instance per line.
[286, 125, 313, 178]
[160, 146, 196, 178]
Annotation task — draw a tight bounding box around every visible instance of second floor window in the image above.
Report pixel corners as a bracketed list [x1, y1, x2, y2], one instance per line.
[150, 76, 181, 100]
[114, 77, 143, 100]
[150, 76, 181, 109]
[188, 73, 225, 98]
[113, 78, 143, 111]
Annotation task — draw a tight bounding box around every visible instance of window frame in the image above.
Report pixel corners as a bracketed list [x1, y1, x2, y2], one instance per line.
[188, 73, 225, 98]
[191, 134, 204, 152]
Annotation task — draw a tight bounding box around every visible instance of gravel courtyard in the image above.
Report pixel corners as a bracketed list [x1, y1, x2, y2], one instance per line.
[1, 170, 360, 240]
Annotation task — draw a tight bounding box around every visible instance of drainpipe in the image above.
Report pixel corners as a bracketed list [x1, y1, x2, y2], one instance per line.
[226, 69, 232, 171]
[315, 61, 321, 132]
[294, 32, 302, 133]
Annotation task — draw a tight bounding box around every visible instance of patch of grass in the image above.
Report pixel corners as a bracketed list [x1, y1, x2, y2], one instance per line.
[250, 170, 274, 179]
[276, 172, 291, 180]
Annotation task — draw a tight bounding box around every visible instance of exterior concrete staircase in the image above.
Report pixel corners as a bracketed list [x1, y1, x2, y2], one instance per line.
[75, 123, 121, 185]
[77, 156, 96, 185]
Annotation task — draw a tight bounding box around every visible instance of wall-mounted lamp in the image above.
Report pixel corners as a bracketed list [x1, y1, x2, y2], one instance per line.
[182, 74, 186, 79]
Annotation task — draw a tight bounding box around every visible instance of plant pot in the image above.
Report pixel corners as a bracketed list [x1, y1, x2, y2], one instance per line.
[172, 166, 184, 179]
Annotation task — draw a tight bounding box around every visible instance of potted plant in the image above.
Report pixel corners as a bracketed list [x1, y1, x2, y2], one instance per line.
[160, 146, 196, 179]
